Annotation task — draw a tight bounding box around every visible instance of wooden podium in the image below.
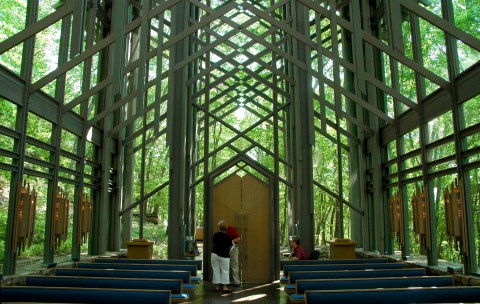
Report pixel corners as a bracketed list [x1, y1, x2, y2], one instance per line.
[327, 238, 357, 259]
[126, 239, 153, 259]
[195, 227, 204, 242]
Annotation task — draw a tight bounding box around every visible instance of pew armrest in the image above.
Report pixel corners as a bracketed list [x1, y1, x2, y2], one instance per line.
[191, 277, 202, 284]
[288, 293, 305, 304]
[284, 284, 296, 294]
[182, 283, 197, 292]
[171, 292, 190, 303]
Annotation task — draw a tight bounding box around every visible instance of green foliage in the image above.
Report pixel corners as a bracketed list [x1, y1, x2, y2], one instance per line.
[0, 203, 8, 261]
[15, 210, 46, 258]
[0, 0, 26, 74]
[0, 98, 17, 130]
[463, 96, 480, 128]
[27, 112, 53, 144]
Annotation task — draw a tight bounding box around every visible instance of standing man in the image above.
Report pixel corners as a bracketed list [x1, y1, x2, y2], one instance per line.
[217, 219, 241, 287]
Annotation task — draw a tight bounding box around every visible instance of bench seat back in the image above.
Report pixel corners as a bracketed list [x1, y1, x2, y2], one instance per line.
[283, 262, 404, 276]
[26, 275, 183, 293]
[280, 258, 389, 270]
[296, 275, 453, 294]
[77, 262, 197, 276]
[56, 267, 192, 283]
[0, 286, 171, 304]
[94, 258, 202, 270]
[305, 286, 480, 304]
[288, 268, 426, 283]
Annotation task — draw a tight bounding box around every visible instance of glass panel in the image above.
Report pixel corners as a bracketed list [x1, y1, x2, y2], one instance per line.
[0, 43, 23, 75]
[27, 113, 52, 144]
[405, 183, 422, 256]
[313, 187, 338, 245]
[466, 132, 480, 151]
[0, 134, 14, 163]
[387, 140, 397, 160]
[419, 0, 443, 17]
[466, 169, 480, 274]
[453, 0, 480, 41]
[32, 20, 62, 85]
[0, 170, 12, 268]
[84, 141, 94, 162]
[404, 168, 422, 181]
[15, 176, 48, 264]
[54, 182, 75, 262]
[428, 142, 456, 163]
[419, 18, 448, 82]
[64, 62, 85, 104]
[399, 56, 417, 103]
[390, 162, 398, 175]
[426, 111, 453, 144]
[457, 41, 480, 74]
[388, 186, 401, 252]
[59, 155, 79, 173]
[61, 129, 79, 155]
[0, 1, 26, 74]
[0, 0, 27, 41]
[314, 134, 338, 195]
[131, 188, 169, 259]
[434, 174, 462, 263]
[462, 95, 480, 129]
[341, 148, 349, 201]
[25, 143, 51, 163]
[0, 98, 18, 130]
[343, 205, 352, 239]
[402, 129, 420, 155]
[429, 160, 457, 173]
[144, 135, 169, 195]
[38, 0, 59, 21]
[402, 154, 422, 171]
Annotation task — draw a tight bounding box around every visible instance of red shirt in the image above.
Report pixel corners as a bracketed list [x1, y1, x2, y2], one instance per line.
[293, 245, 309, 260]
[226, 225, 240, 240]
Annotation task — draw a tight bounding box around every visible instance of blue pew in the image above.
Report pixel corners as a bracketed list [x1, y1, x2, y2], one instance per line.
[280, 258, 390, 270]
[26, 275, 189, 303]
[55, 268, 196, 290]
[0, 286, 171, 304]
[305, 286, 480, 304]
[78, 262, 201, 284]
[94, 258, 202, 270]
[77, 262, 198, 276]
[287, 275, 453, 303]
[283, 262, 404, 277]
[287, 268, 426, 284]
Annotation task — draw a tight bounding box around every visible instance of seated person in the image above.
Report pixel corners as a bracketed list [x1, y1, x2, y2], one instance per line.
[288, 236, 309, 260]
